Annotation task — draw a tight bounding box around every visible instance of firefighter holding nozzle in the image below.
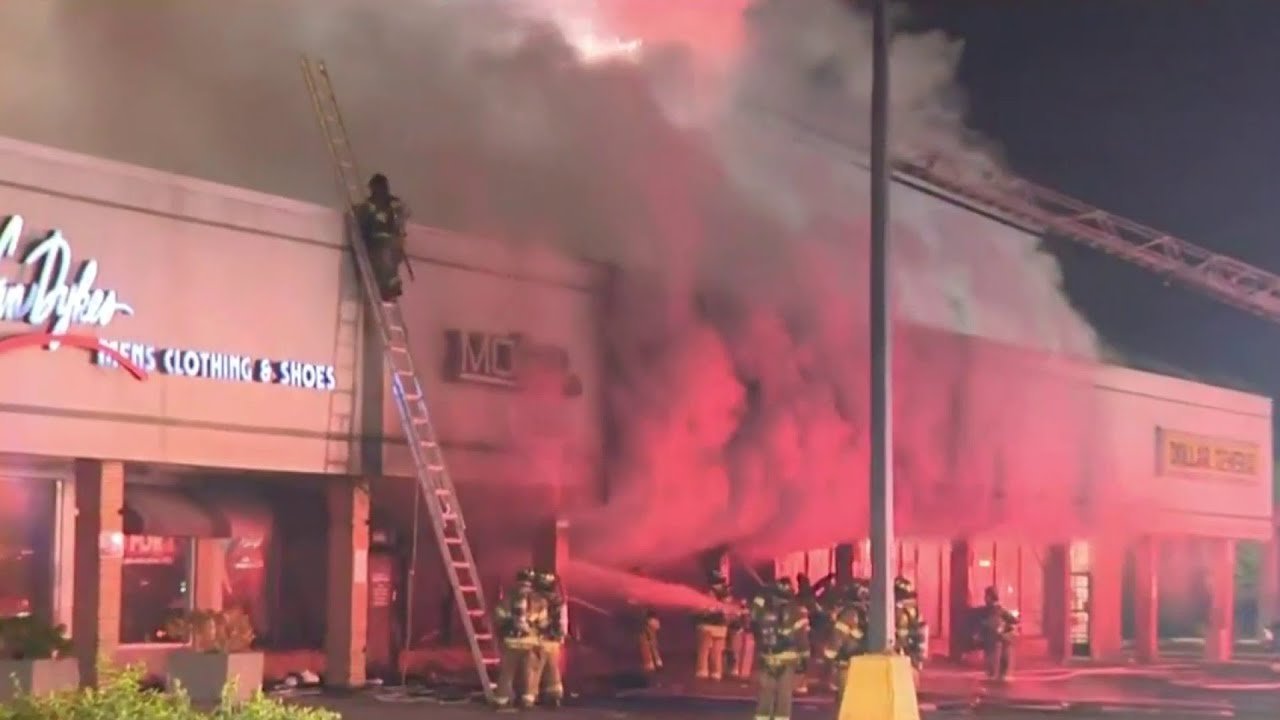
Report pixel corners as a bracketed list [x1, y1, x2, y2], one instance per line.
[529, 570, 566, 707]
[751, 577, 810, 720]
[976, 585, 1019, 681]
[492, 568, 541, 709]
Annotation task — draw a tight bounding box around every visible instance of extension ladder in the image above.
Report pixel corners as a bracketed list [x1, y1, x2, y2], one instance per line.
[300, 57, 500, 701]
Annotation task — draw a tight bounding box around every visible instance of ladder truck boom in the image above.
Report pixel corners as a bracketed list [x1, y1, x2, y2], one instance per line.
[761, 104, 1280, 326]
[300, 57, 500, 701]
[897, 155, 1280, 324]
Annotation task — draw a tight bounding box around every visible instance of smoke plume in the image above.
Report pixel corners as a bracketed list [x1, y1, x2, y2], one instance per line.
[0, 1, 1134, 568]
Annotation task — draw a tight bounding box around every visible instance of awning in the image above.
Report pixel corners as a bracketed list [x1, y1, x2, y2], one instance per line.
[123, 484, 231, 538]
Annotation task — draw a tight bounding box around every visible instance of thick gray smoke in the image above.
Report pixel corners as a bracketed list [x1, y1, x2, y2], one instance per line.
[0, 1, 1131, 566]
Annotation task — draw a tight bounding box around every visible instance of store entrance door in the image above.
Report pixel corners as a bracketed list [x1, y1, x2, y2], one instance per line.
[1069, 571, 1092, 657]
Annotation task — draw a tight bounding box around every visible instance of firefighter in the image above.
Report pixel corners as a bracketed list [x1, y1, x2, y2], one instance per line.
[530, 570, 566, 707]
[626, 567, 663, 675]
[726, 594, 755, 680]
[976, 586, 1019, 681]
[694, 570, 732, 680]
[821, 580, 868, 701]
[894, 576, 929, 673]
[637, 606, 663, 674]
[492, 568, 540, 709]
[354, 173, 410, 301]
[752, 577, 810, 720]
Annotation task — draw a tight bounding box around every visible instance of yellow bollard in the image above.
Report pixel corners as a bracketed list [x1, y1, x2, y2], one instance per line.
[837, 653, 920, 720]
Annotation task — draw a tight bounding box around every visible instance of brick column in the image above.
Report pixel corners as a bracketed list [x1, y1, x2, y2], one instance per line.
[1043, 544, 1071, 662]
[71, 460, 125, 686]
[325, 479, 370, 688]
[1204, 539, 1236, 662]
[947, 539, 971, 660]
[1088, 539, 1124, 660]
[1133, 536, 1160, 663]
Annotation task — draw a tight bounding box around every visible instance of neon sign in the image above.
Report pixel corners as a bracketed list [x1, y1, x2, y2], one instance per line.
[0, 214, 336, 392]
[0, 215, 134, 343]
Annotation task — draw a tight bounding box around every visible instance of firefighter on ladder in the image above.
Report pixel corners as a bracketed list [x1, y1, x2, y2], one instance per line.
[354, 172, 411, 301]
[751, 577, 810, 720]
[529, 570, 567, 708]
[492, 568, 541, 709]
[694, 570, 732, 680]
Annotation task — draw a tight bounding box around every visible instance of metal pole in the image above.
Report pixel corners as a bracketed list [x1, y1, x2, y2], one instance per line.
[867, 0, 895, 653]
[402, 482, 421, 684]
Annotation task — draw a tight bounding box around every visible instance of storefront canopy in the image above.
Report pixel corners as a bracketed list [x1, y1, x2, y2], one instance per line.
[123, 484, 232, 538]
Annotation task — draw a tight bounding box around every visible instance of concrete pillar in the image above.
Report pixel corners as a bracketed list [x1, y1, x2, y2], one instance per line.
[1204, 539, 1236, 662]
[1259, 530, 1279, 635]
[71, 460, 125, 686]
[1133, 536, 1159, 663]
[834, 544, 855, 586]
[194, 539, 225, 612]
[1043, 544, 1071, 663]
[325, 479, 370, 688]
[947, 539, 971, 660]
[1088, 539, 1124, 660]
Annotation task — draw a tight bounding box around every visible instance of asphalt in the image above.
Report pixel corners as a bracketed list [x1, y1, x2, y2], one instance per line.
[273, 658, 1280, 720]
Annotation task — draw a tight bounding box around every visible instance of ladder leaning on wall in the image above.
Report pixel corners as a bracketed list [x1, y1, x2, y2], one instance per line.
[300, 57, 500, 701]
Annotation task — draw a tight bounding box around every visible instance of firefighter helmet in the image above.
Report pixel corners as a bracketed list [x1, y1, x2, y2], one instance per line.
[535, 571, 559, 591]
[368, 173, 390, 193]
[515, 567, 536, 584]
[984, 586, 999, 605]
[772, 576, 794, 597]
[894, 576, 915, 598]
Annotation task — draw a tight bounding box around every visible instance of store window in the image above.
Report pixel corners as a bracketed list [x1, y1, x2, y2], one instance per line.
[120, 535, 192, 644]
[970, 541, 1045, 636]
[0, 478, 56, 620]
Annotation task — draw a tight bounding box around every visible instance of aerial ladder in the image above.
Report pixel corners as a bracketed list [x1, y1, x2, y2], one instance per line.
[300, 58, 500, 700]
[763, 106, 1280, 327]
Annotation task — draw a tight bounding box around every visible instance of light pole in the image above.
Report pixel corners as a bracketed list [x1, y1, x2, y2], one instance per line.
[866, 0, 895, 654]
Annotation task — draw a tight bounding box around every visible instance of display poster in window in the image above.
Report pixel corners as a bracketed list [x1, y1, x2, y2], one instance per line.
[123, 535, 178, 566]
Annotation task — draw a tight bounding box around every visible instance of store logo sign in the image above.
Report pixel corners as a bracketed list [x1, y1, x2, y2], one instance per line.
[443, 329, 582, 397]
[0, 214, 134, 344]
[0, 214, 336, 391]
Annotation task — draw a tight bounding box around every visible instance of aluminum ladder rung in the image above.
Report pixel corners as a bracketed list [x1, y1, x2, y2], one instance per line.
[302, 55, 498, 704]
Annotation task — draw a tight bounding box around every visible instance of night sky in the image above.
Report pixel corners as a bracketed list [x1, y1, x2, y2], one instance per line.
[907, 1, 1280, 399]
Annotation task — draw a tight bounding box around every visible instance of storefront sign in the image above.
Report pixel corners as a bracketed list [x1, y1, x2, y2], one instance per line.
[123, 535, 179, 565]
[1156, 427, 1260, 479]
[94, 340, 337, 391]
[0, 215, 133, 342]
[1, 214, 336, 391]
[443, 329, 581, 396]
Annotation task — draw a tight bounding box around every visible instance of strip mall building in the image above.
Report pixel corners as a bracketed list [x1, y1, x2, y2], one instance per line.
[0, 134, 1274, 688]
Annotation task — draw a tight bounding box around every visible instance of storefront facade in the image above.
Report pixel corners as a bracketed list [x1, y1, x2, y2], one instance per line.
[0, 135, 605, 685]
[778, 357, 1274, 664]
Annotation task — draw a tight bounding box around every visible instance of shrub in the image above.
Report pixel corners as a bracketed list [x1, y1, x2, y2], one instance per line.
[165, 609, 256, 654]
[0, 665, 341, 720]
[0, 617, 71, 661]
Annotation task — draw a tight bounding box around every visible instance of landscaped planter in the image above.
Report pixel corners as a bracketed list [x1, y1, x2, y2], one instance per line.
[166, 649, 264, 704]
[0, 657, 80, 701]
